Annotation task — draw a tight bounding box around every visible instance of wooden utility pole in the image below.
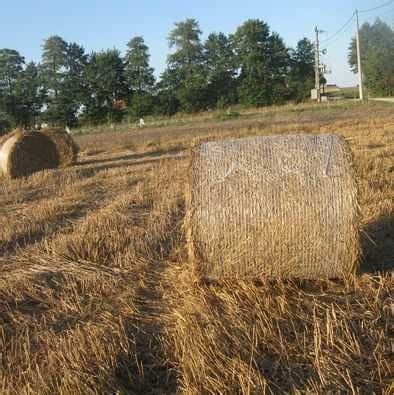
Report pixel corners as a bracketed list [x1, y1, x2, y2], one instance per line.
[315, 26, 321, 103]
[355, 10, 364, 100]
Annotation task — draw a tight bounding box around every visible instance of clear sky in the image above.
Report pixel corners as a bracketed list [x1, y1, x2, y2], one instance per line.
[1, 1, 393, 87]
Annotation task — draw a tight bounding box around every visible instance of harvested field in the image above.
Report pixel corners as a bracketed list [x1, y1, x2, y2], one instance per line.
[0, 101, 393, 394]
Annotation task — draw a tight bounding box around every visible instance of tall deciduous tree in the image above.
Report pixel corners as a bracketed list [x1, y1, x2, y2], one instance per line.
[232, 19, 289, 106]
[204, 32, 237, 107]
[348, 19, 394, 97]
[83, 49, 127, 124]
[289, 38, 315, 102]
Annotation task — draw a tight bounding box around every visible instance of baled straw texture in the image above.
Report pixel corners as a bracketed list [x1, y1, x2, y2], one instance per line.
[0, 130, 59, 178]
[40, 128, 79, 167]
[188, 133, 360, 280]
[0, 128, 24, 148]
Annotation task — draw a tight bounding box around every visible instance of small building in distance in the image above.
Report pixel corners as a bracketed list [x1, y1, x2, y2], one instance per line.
[325, 84, 341, 93]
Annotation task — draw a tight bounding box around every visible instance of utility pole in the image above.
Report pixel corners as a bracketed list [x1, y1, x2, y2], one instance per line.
[315, 26, 321, 103]
[355, 10, 364, 100]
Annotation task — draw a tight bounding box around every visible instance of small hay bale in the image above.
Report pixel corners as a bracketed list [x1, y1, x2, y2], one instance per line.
[188, 133, 360, 280]
[40, 128, 79, 167]
[0, 130, 59, 178]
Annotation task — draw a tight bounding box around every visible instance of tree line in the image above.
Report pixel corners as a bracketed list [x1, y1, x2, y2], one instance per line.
[348, 19, 394, 97]
[0, 17, 392, 133]
[0, 18, 315, 132]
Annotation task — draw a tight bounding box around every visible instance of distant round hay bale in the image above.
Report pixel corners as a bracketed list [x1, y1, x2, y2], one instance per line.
[0, 130, 59, 178]
[188, 134, 360, 281]
[40, 128, 79, 167]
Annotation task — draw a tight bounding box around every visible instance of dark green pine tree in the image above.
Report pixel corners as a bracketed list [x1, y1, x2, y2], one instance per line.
[160, 18, 207, 113]
[11, 62, 46, 128]
[41, 35, 72, 126]
[64, 42, 88, 110]
[41, 35, 67, 97]
[0, 49, 25, 95]
[0, 48, 25, 131]
[125, 36, 155, 118]
[125, 36, 155, 94]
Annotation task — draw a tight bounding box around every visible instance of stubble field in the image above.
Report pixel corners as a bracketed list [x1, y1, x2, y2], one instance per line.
[0, 101, 393, 394]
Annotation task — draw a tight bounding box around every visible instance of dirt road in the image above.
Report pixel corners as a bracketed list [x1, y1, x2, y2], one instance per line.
[370, 97, 394, 103]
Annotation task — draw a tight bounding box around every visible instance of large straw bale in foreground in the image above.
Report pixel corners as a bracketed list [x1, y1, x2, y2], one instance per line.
[188, 134, 360, 280]
[40, 128, 79, 167]
[0, 130, 59, 178]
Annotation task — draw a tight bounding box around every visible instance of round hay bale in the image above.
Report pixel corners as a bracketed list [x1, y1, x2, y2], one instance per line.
[0, 129, 26, 178]
[0, 128, 25, 148]
[40, 128, 79, 167]
[188, 133, 360, 281]
[0, 131, 59, 178]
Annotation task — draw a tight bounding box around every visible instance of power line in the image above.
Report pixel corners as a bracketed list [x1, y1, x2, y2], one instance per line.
[321, 13, 355, 42]
[359, 0, 394, 13]
[322, 1, 394, 44]
[323, 22, 354, 48]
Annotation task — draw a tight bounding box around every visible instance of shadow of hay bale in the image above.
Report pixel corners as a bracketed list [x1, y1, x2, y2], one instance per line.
[361, 215, 394, 274]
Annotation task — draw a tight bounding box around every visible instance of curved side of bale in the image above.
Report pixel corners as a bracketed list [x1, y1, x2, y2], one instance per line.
[0, 131, 59, 178]
[40, 128, 79, 167]
[0, 129, 24, 178]
[188, 134, 360, 281]
[0, 128, 25, 149]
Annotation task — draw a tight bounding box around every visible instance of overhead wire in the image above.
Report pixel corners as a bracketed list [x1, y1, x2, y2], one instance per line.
[321, 13, 355, 43]
[317, 0, 394, 88]
[321, 0, 394, 44]
[323, 22, 354, 48]
[359, 0, 394, 13]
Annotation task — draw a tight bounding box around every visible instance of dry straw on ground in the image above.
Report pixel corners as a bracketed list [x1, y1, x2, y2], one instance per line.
[0, 101, 392, 394]
[0, 130, 59, 178]
[40, 128, 79, 167]
[188, 133, 360, 280]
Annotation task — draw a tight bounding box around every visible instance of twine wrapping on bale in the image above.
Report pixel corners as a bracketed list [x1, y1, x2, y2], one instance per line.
[40, 128, 79, 167]
[0, 130, 59, 178]
[187, 133, 360, 280]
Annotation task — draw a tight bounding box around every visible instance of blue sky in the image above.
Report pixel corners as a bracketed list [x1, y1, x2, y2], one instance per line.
[1, 1, 393, 86]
